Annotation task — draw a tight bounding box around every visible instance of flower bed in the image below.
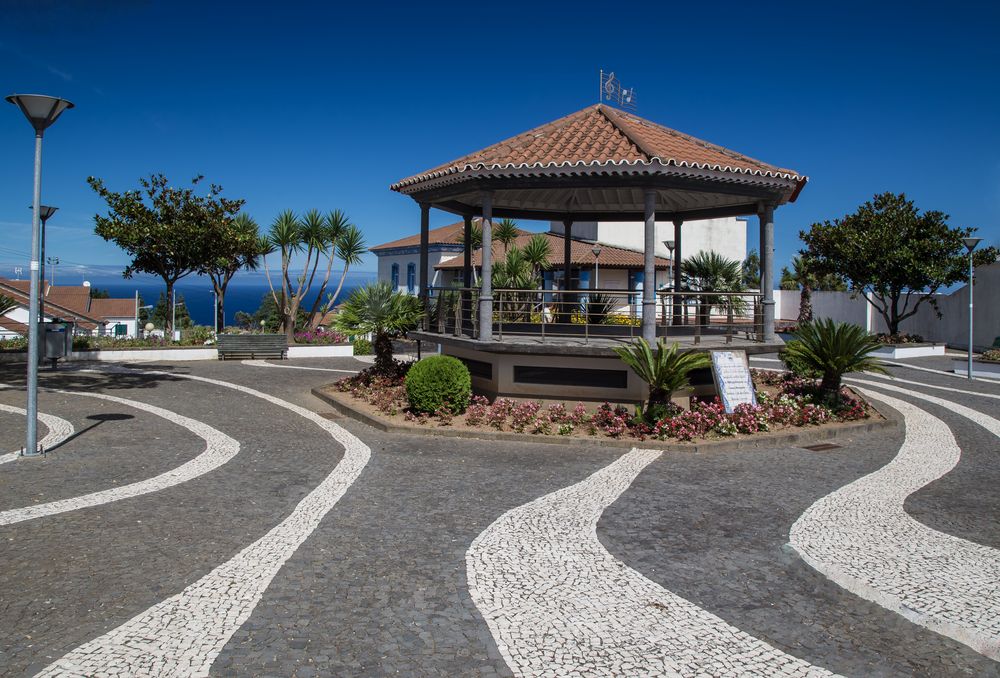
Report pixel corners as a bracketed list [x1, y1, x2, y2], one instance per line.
[333, 364, 876, 444]
[292, 329, 349, 345]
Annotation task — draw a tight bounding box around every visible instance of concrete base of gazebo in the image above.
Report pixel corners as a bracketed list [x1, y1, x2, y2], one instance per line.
[413, 331, 784, 403]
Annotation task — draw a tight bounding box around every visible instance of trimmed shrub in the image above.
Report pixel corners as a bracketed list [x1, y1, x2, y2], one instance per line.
[352, 337, 372, 355]
[405, 355, 471, 414]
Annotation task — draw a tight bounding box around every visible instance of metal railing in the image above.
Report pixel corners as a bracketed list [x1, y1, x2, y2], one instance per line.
[424, 287, 764, 343]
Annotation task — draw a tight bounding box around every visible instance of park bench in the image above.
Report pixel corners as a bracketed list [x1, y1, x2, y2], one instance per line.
[217, 334, 288, 360]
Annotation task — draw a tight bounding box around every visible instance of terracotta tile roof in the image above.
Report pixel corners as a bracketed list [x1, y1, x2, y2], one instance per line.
[435, 232, 670, 270]
[392, 104, 804, 191]
[0, 315, 29, 335]
[370, 219, 501, 252]
[89, 298, 137, 318]
[0, 278, 106, 330]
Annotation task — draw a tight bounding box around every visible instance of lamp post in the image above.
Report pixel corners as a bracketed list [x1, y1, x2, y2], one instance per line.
[663, 240, 676, 323]
[30, 205, 57, 321]
[172, 292, 186, 342]
[591, 245, 603, 288]
[962, 237, 982, 380]
[6, 93, 74, 457]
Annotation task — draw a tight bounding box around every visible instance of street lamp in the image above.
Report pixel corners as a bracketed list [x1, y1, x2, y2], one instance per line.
[172, 292, 186, 342]
[29, 205, 58, 320]
[591, 245, 603, 288]
[7, 93, 74, 457]
[962, 237, 982, 380]
[662, 240, 675, 288]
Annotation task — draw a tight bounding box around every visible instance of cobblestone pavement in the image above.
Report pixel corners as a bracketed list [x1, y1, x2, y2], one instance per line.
[792, 382, 1000, 660]
[0, 402, 73, 464]
[468, 448, 836, 677]
[0, 355, 997, 676]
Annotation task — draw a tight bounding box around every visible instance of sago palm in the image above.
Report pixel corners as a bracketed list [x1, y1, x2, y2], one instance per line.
[334, 282, 424, 374]
[614, 338, 711, 415]
[681, 251, 746, 323]
[781, 318, 888, 394]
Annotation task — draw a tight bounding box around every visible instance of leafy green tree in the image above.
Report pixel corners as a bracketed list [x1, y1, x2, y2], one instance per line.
[614, 338, 711, 419]
[801, 192, 998, 336]
[780, 255, 847, 324]
[456, 221, 485, 250]
[201, 212, 266, 331]
[334, 282, 424, 374]
[149, 292, 192, 331]
[521, 234, 552, 281]
[742, 248, 761, 289]
[89, 288, 111, 299]
[88, 174, 244, 335]
[781, 319, 888, 394]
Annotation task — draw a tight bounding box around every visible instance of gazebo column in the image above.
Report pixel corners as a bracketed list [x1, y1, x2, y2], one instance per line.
[672, 219, 683, 325]
[642, 189, 656, 343]
[479, 192, 494, 341]
[419, 203, 430, 327]
[462, 215, 473, 335]
[759, 203, 776, 341]
[562, 219, 573, 322]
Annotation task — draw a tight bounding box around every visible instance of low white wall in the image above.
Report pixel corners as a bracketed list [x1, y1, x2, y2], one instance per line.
[70, 348, 219, 362]
[287, 345, 353, 358]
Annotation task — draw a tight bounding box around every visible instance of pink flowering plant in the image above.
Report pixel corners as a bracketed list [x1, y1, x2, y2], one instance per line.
[334, 365, 872, 443]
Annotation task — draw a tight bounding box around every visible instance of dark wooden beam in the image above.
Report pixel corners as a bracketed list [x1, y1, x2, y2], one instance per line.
[430, 200, 761, 224]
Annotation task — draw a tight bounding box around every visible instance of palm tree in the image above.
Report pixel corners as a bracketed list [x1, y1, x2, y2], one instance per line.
[456, 221, 484, 250]
[305, 211, 365, 327]
[781, 255, 847, 324]
[614, 338, 711, 418]
[520, 234, 552, 280]
[319, 222, 366, 324]
[262, 210, 303, 335]
[493, 218, 520, 253]
[781, 319, 888, 395]
[681, 251, 746, 325]
[0, 294, 17, 317]
[334, 282, 424, 374]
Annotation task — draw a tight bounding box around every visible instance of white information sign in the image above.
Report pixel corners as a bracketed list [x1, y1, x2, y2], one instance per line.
[710, 350, 757, 413]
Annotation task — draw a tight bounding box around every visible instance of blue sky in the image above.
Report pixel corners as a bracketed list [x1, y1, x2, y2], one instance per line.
[2, 0, 998, 284]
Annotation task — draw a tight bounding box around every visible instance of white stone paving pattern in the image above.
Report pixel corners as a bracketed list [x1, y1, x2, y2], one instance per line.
[0, 403, 74, 464]
[0, 389, 239, 526]
[241, 359, 357, 373]
[35, 367, 372, 678]
[790, 381, 1000, 660]
[467, 448, 838, 678]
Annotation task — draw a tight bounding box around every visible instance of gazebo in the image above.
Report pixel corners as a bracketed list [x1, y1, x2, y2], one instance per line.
[391, 104, 806, 400]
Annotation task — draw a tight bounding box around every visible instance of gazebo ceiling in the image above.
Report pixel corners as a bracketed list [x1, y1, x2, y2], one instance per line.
[391, 104, 807, 221]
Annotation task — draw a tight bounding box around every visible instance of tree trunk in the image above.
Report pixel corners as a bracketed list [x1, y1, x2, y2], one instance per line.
[215, 279, 228, 333]
[164, 279, 174, 338]
[284, 297, 300, 343]
[798, 285, 813, 324]
[373, 332, 393, 374]
[820, 372, 840, 395]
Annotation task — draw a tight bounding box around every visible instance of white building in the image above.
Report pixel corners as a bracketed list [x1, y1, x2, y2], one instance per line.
[0, 278, 139, 339]
[369, 216, 747, 295]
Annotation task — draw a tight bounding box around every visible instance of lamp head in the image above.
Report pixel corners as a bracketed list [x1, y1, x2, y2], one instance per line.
[662, 239, 675, 252]
[29, 205, 58, 222]
[6, 94, 74, 134]
[591, 245, 602, 258]
[962, 237, 982, 253]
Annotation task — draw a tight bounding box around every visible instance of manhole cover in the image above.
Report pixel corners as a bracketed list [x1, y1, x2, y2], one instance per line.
[802, 443, 841, 451]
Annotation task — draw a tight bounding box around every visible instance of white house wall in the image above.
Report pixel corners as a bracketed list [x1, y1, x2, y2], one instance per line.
[376, 250, 463, 294]
[549, 217, 748, 263]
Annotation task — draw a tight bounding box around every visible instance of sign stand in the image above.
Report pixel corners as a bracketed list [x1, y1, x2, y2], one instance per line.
[710, 349, 757, 413]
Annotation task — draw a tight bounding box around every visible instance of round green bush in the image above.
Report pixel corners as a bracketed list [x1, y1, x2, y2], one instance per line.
[405, 355, 471, 414]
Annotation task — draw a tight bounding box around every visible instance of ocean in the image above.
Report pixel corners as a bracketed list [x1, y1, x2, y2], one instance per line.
[95, 280, 364, 327]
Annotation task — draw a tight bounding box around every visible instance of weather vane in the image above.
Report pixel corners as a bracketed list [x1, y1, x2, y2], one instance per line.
[599, 70, 637, 111]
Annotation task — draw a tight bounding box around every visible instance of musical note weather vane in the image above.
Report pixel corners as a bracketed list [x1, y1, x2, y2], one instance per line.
[599, 70, 637, 111]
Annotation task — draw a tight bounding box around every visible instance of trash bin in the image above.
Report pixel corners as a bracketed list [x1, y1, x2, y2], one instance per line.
[39, 321, 74, 366]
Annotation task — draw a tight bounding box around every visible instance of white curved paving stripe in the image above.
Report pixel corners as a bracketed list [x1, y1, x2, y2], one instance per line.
[0, 404, 74, 465]
[854, 373, 1000, 401]
[0, 390, 239, 526]
[241, 359, 357, 373]
[790, 383, 1000, 660]
[467, 448, 837, 678]
[37, 368, 372, 678]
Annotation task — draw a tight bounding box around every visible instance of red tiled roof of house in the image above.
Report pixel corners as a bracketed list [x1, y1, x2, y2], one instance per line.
[435, 232, 670, 270]
[89, 298, 137, 318]
[0, 315, 29, 336]
[0, 278, 105, 330]
[370, 218, 515, 251]
[392, 104, 804, 191]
